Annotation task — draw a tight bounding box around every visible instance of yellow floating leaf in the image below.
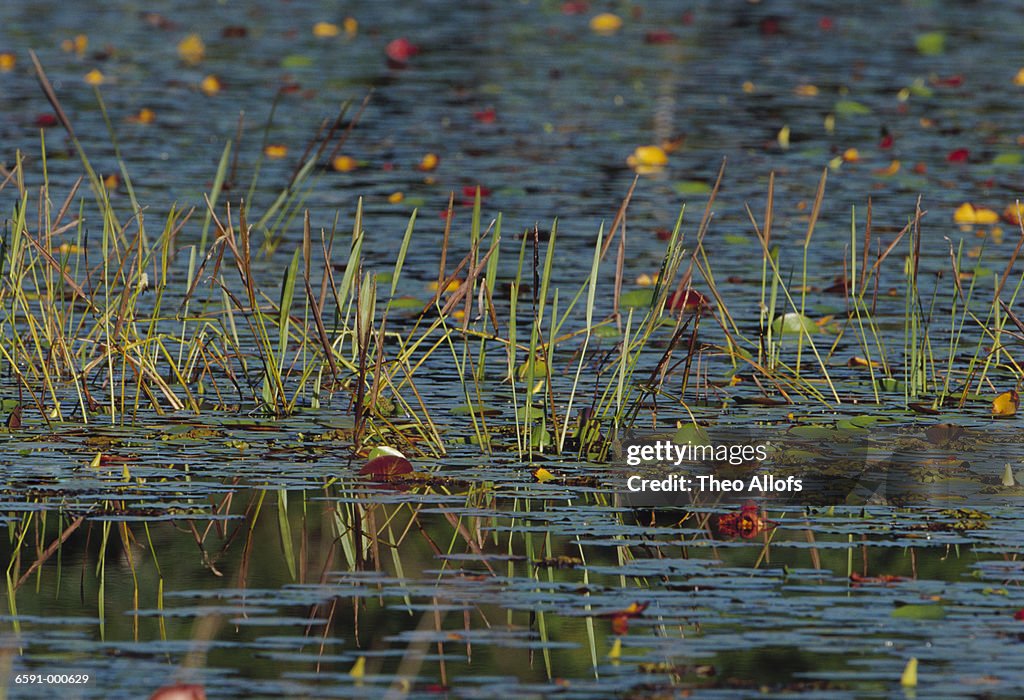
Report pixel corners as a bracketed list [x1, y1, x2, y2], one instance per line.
[263, 144, 288, 159]
[900, 657, 918, 687]
[874, 160, 900, 176]
[974, 207, 999, 224]
[1015, 68, 1024, 86]
[417, 152, 439, 171]
[966, 245, 982, 259]
[992, 389, 1019, 417]
[824, 113, 835, 134]
[348, 657, 366, 679]
[842, 148, 860, 162]
[794, 84, 819, 96]
[0, 52, 15, 72]
[344, 17, 358, 37]
[1003, 203, 1023, 224]
[313, 22, 340, 38]
[428, 278, 462, 292]
[62, 34, 88, 56]
[84, 69, 104, 86]
[954, 202, 977, 224]
[52, 243, 85, 255]
[627, 145, 668, 170]
[103, 173, 120, 190]
[387, 191, 404, 204]
[742, 80, 755, 93]
[635, 272, 656, 287]
[200, 74, 222, 95]
[607, 638, 622, 660]
[534, 467, 556, 483]
[133, 107, 156, 124]
[847, 356, 880, 368]
[590, 13, 623, 34]
[177, 33, 206, 65]
[331, 155, 358, 172]
[777, 125, 790, 150]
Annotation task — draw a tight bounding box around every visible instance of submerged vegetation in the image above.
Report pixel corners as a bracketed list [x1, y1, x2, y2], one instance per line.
[1, 54, 1024, 698]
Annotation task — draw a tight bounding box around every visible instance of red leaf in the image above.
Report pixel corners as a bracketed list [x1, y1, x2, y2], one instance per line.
[34, 114, 58, 128]
[473, 107, 497, 124]
[1014, 609, 1024, 621]
[385, 38, 419, 67]
[600, 602, 648, 635]
[879, 134, 894, 149]
[561, 1, 589, 14]
[667, 287, 709, 312]
[644, 30, 677, 44]
[713, 501, 776, 540]
[359, 455, 413, 481]
[931, 74, 963, 87]
[819, 16, 834, 31]
[462, 185, 491, 199]
[947, 148, 970, 163]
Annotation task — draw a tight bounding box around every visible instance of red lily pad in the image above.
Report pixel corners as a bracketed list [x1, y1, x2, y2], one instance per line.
[667, 287, 709, 312]
[359, 455, 413, 481]
[947, 148, 970, 163]
[385, 37, 419, 67]
[473, 107, 497, 124]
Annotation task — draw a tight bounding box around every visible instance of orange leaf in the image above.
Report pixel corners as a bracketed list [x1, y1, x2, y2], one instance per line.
[992, 389, 1019, 417]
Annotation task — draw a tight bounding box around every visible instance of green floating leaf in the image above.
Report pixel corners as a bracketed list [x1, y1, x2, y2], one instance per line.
[834, 99, 872, 116]
[531, 424, 552, 448]
[724, 233, 749, 245]
[516, 404, 545, 421]
[593, 324, 621, 339]
[788, 425, 835, 440]
[891, 604, 946, 620]
[281, 54, 315, 68]
[673, 423, 711, 447]
[673, 180, 712, 195]
[907, 79, 934, 98]
[915, 31, 945, 56]
[451, 403, 502, 416]
[620, 288, 655, 308]
[992, 152, 1023, 166]
[386, 296, 424, 310]
[771, 312, 818, 335]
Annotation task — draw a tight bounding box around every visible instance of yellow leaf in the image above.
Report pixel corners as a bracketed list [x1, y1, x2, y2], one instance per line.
[607, 638, 622, 660]
[954, 202, 977, 224]
[824, 113, 835, 134]
[331, 155, 358, 172]
[635, 273, 655, 287]
[52, 243, 85, 255]
[974, 207, 999, 224]
[742, 80, 755, 93]
[177, 33, 206, 65]
[84, 69, 104, 86]
[348, 657, 366, 679]
[777, 125, 790, 150]
[1015, 68, 1024, 86]
[874, 160, 900, 176]
[1003, 202, 1024, 224]
[627, 145, 668, 171]
[103, 173, 120, 190]
[387, 191, 404, 204]
[133, 107, 156, 124]
[263, 144, 288, 159]
[418, 152, 439, 171]
[992, 389, 1019, 417]
[0, 52, 15, 72]
[344, 17, 359, 37]
[62, 35, 88, 56]
[847, 356, 880, 368]
[200, 75, 222, 96]
[842, 148, 860, 163]
[900, 657, 918, 687]
[590, 13, 623, 34]
[794, 84, 819, 96]
[312, 21, 340, 38]
[533, 467, 556, 483]
[428, 278, 462, 292]
[122, 464, 131, 481]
